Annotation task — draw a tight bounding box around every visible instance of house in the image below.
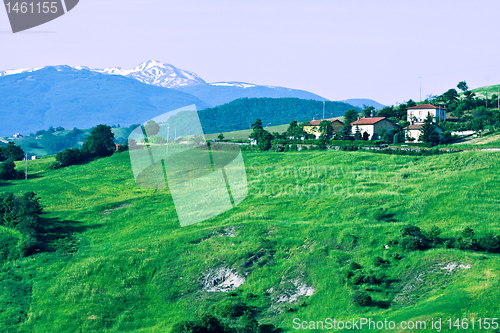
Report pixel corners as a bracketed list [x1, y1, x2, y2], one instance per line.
[13, 133, 23, 138]
[404, 123, 444, 143]
[407, 104, 446, 123]
[303, 118, 344, 139]
[350, 117, 399, 140]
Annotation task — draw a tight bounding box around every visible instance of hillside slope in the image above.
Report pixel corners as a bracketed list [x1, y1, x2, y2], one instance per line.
[1, 149, 499, 332]
[198, 98, 359, 134]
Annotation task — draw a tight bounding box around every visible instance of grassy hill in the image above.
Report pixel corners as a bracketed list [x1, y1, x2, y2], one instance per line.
[470, 84, 500, 98]
[1, 149, 500, 332]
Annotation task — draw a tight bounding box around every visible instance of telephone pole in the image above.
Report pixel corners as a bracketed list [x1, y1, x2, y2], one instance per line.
[323, 101, 325, 119]
[418, 76, 422, 102]
[167, 125, 170, 155]
[25, 153, 27, 180]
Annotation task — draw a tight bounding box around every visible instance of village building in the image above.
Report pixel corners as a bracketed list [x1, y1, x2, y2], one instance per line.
[404, 103, 447, 143]
[405, 123, 444, 143]
[303, 118, 343, 139]
[407, 104, 446, 123]
[350, 117, 399, 140]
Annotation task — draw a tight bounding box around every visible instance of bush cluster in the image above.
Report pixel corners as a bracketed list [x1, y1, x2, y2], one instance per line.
[396, 224, 500, 254]
[0, 192, 43, 260]
[0, 160, 24, 181]
[50, 124, 117, 169]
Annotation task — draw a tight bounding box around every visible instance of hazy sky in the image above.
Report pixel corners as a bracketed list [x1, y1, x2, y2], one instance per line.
[1, 0, 500, 105]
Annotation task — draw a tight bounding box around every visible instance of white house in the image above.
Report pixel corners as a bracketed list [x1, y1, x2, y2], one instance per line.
[351, 117, 399, 140]
[405, 123, 444, 143]
[407, 104, 446, 123]
[13, 133, 23, 138]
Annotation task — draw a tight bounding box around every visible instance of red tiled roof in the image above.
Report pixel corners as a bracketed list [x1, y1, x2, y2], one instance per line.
[407, 103, 447, 110]
[404, 123, 444, 131]
[351, 117, 387, 125]
[405, 124, 423, 130]
[309, 119, 343, 126]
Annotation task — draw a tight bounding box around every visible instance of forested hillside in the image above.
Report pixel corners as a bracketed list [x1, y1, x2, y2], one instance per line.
[198, 98, 360, 134]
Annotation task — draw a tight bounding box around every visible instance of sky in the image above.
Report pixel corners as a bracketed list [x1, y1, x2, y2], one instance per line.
[1, 0, 500, 106]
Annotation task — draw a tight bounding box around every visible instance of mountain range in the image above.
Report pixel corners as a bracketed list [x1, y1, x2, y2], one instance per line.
[0, 61, 383, 136]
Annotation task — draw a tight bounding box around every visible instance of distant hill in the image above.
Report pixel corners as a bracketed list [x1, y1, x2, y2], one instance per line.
[196, 97, 360, 134]
[176, 82, 328, 107]
[339, 98, 385, 110]
[0, 66, 209, 136]
[1, 61, 330, 108]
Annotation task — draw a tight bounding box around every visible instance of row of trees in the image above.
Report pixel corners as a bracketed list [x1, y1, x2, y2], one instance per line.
[51, 125, 118, 169]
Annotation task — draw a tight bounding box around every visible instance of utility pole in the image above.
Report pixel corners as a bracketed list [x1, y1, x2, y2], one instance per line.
[174, 127, 177, 140]
[419, 76, 422, 102]
[498, 86, 499, 109]
[25, 152, 27, 180]
[167, 125, 170, 155]
[323, 101, 325, 120]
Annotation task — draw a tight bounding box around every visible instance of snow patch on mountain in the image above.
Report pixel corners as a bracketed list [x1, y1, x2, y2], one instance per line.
[0, 60, 207, 88]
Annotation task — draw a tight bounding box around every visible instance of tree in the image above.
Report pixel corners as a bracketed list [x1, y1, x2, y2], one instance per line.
[457, 81, 469, 92]
[250, 118, 273, 150]
[362, 105, 375, 118]
[442, 89, 459, 106]
[251, 118, 263, 131]
[420, 113, 440, 145]
[341, 109, 358, 140]
[285, 120, 306, 139]
[362, 131, 369, 141]
[0, 142, 24, 161]
[144, 120, 160, 137]
[354, 125, 362, 140]
[217, 133, 225, 141]
[343, 109, 358, 125]
[54, 148, 84, 168]
[319, 120, 334, 138]
[81, 124, 115, 157]
[0, 160, 23, 180]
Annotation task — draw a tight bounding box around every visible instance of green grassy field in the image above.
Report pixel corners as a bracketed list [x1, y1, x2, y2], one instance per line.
[204, 124, 289, 141]
[1, 149, 500, 332]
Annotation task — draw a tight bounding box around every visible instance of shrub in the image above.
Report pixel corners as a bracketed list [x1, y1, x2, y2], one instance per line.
[350, 271, 365, 285]
[349, 261, 362, 270]
[0, 160, 24, 181]
[53, 148, 85, 168]
[373, 256, 388, 267]
[478, 232, 500, 253]
[400, 224, 428, 250]
[426, 225, 442, 247]
[215, 300, 249, 318]
[170, 314, 229, 333]
[150, 136, 166, 145]
[259, 324, 278, 333]
[455, 226, 477, 250]
[352, 290, 372, 306]
[116, 144, 129, 153]
[0, 227, 22, 263]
